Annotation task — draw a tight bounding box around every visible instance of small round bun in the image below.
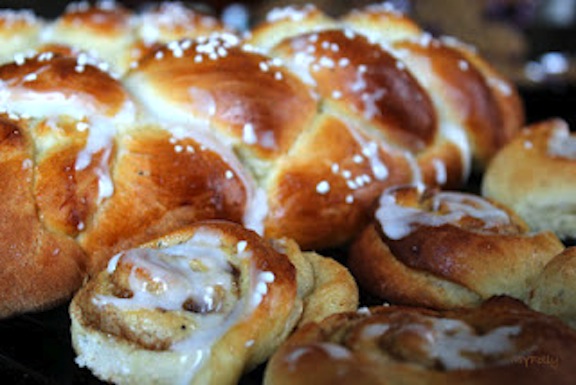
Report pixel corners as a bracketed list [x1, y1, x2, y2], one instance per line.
[482, 119, 576, 240]
[0, 9, 43, 64]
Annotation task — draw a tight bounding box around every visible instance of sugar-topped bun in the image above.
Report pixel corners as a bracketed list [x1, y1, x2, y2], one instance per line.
[348, 186, 564, 309]
[0, 9, 43, 65]
[124, 34, 316, 163]
[264, 296, 576, 385]
[482, 119, 576, 240]
[0, 3, 523, 317]
[70, 220, 358, 385]
[39, 1, 135, 75]
[133, 2, 230, 61]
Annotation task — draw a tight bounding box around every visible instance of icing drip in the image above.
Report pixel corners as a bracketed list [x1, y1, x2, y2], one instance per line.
[376, 190, 512, 240]
[95, 228, 277, 382]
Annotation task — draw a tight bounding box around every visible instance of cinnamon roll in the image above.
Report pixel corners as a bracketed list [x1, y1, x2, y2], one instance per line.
[348, 186, 564, 309]
[264, 296, 576, 385]
[70, 220, 358, 385]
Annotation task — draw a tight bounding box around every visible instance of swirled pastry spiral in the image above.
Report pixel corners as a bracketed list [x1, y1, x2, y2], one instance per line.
[70, 220, 358, 385]
[348, 186, 565, 309]
[0, 2, 522, 317]
[264, 296, 576, 385]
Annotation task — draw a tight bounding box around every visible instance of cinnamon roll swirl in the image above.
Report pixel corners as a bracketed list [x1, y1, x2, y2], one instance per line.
[348, 186, 564, 309]
[264, 296, 576, 385]
[70, 220, 358, 385]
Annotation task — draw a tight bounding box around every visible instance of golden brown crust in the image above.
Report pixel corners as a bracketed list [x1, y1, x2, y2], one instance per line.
[348, 186, 565, 309]
[0, 54, 131, 116]
[0, 3, 524, 318]
[136, 2, 228, 43]
[264, 296, 576, 385]
[79, 126, 249, 274]
[0, 115, 86, 318]
[264, 115, 415, 249]
[56, 2, 133, 37]
[39, 2, 135, 74]
[70, 220, 358, 384]
[342, 3, 423, 42]
[126, 37, 316, 161]
[392, 39, 508, 166]
[271, 29, 437, 152]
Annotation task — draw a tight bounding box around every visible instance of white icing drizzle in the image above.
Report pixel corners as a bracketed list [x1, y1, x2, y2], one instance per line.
[94, 228, 277, 382]
[547, 122, 576, 160]
[376, 190, 512, 240]
[432, 158, 448, 185]
[243, 187, 269, 235]
[360, 323, 390, 339]
[0, 77, 136, 202]
[356, 314, 521, 370]
[346, 122, 390, 182]
[441, 121, 471, 181]
[284, 342, 352, 369]
[424, 318, 521, 370]
[95, 233, 238, 312]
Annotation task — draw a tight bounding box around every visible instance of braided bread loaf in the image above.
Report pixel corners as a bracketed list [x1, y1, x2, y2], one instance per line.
[0, 2, 522, 318]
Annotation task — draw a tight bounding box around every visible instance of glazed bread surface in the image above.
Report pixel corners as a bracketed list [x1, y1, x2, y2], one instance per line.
[0, 2, 522, 318]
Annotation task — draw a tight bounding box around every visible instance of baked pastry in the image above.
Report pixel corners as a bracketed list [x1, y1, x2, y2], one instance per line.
[39, 1, 136, 75]
[1, 2, 232, 75]
[482, 118, 576, 240]
[0, 9, 43, 65]
[348, 186, 565, 309]
[529, 246, 576, 329]
[0, 113, 86, 318]
[264, 296, 576, 385]
[0, 53, 135, 317]
[70, 220, 358, 385]
[0, 2, 522, 317]
[242, 4, 523, 246]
